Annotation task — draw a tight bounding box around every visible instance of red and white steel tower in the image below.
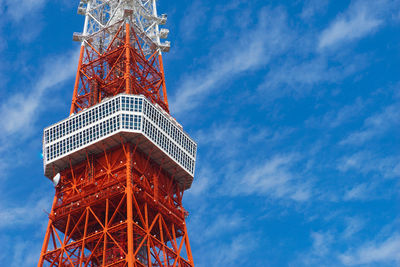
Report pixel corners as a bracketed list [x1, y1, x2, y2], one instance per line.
[38, 1, 197, 266]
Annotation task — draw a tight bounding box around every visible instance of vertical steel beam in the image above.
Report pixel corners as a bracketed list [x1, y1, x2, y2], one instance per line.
[126, 143, 135, 266]
[158, 53, 169, 109]
[125, 23, 131, 94]
[70, 45, 85, 115]
[184, 224, 194, 265]
[102, 198, 109, 266]
[37, 195, 58, 267]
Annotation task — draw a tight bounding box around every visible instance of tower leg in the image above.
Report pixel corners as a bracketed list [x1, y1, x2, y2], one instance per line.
[38, 195, 57, 267]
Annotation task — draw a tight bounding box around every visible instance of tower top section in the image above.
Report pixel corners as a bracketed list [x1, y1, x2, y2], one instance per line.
[74, 0, 170, 54]
[70, 0, 170, 115]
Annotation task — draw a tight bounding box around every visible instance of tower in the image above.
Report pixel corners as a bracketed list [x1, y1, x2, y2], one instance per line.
[38, 1, 197, 266]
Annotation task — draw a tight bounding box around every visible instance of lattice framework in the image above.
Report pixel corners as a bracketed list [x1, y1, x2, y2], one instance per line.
[39, 143, 194, 266]
[71, 0, 170, 114]
[38, 1, 196, 267]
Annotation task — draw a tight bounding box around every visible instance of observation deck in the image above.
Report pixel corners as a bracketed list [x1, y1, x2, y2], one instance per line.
[43, 94, 197, 189]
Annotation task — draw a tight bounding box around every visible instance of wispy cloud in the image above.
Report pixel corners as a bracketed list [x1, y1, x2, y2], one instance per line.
[0, 0, 53, 43]
[211, 233, 257, 266]
[171, 8, 290, 115]
[259, 56, 363, 99]
[187, 203, 256, 266]
[186, 165, 214, 196]
[179, 0, 208, 40]
[194, 122, 273, 161]
[338, 150, 400, 178]
[295, 231, 337, 266]
[293, 218, 400, 266]
[343, 183, 372, 201]
[342, 217, 364, 239]
[341, 103, 400, 146]
[311, 231, 334, 257]
[9, 239, 43, 267]
[0, 49, 78, 139]
[2, 0, 48, 22]
[195, 213, 244, 243]
[0, 194, 51, 229]
[340, 233, 400, 265]
[0, 49, 78, 179]
[300, 0, 329, 20]
[229, 154, 312, 202]
[318, 1, 385, 49]
[306, 98, 366, 129]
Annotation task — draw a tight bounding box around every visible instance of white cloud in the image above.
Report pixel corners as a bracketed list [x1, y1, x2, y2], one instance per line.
[186, 166, 213, 196]
[340, 233, 400, 265]
[338, 151, 400, 179]
[3, 0, 48, 22]
[212, 233, 256, 266]
[327, 99, 365, 128]
[187, 203, 256, 266]
[0, 49, 78, 139]
[193, 231, 256, 267]
[171, 8, 290, 115]
[198, 213, 243, 242]
[179, 0, 208, 40]
[343, 217, 364, 239]
[301, 0, 329, 20]
[343, 183, 370, 201]
[258, 56, 362, 99]
[0, 194, 51, 228]
[307, 98, 366, 129]
[311, 231, 334, 257]
[194, 122, 263, 160]
[318, 1, 384, 49]
[337, 152, 369, 172]
[230, 154, 312, 202]
[341, 103, 400, 146]
[196, 123, 246, 147]
[295, 231, 337, 266]
[9, 239, 43, 267]
[0, 49, 78, 179]
[294, 220, 400, 266]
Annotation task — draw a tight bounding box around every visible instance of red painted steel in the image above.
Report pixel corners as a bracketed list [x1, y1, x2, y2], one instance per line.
[70, 23, 169, 115]
[39, 23, 194, 267]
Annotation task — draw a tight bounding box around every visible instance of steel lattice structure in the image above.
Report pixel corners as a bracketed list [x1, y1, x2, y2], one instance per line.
[38, 1, 197, 266]
[70, 0, 170, 114]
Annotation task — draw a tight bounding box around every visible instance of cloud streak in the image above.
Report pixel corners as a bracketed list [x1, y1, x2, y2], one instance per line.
[1, 0, 48, 22]
[0, 194, 51, 229]
[229, 154, 312, 202]
[171, 8, 290, 115]
[318, 1, 385, 49]
[340, 233, 400, 265]
[341, 103, 400, 146]
[0, 49, 78, 139]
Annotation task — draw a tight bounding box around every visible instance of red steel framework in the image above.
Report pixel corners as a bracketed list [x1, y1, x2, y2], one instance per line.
[70, 22, 169, 115]
[38, 8, 195, 267]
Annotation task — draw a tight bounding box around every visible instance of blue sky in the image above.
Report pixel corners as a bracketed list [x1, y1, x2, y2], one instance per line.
[0, 0, 399, 266]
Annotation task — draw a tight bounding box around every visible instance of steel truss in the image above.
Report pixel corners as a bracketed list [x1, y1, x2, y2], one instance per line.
[71, 11, 169, 114]
[38, 142, 194, 266]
